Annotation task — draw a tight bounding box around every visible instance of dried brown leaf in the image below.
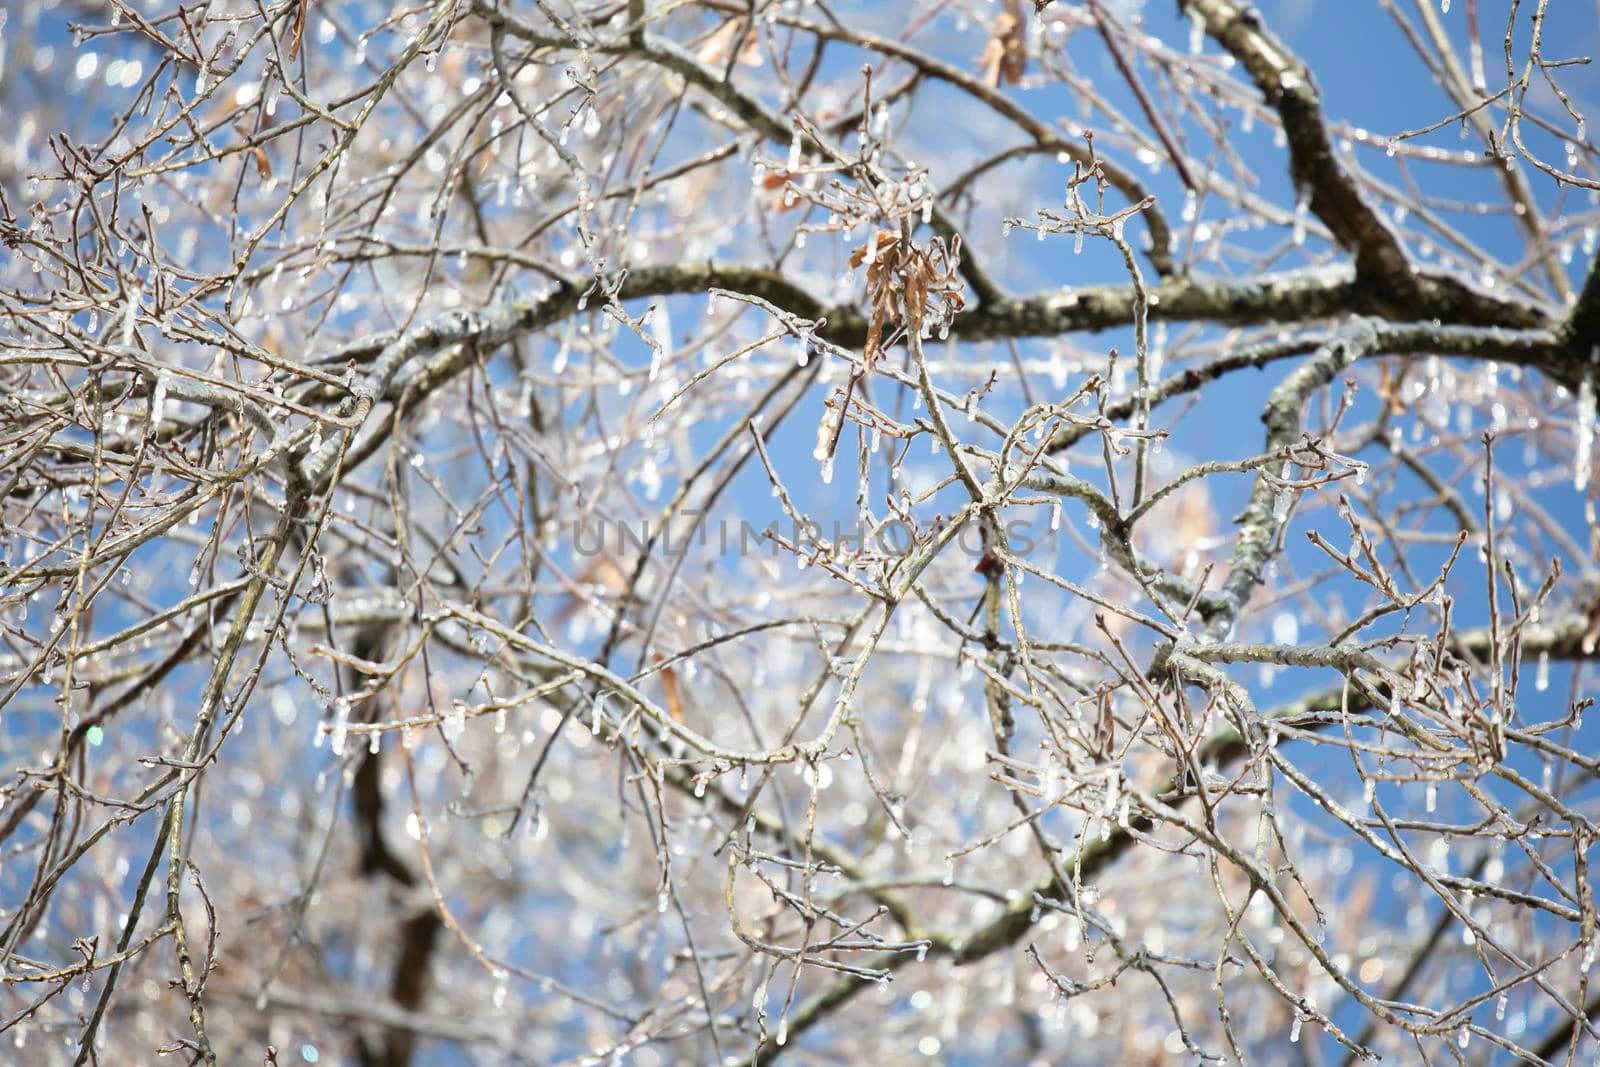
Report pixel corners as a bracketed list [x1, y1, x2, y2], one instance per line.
[287, 0, 309, 62]
[695, 19, 763, 68]
[978, 1, 1028, 87]
[659, 662, 684, 724]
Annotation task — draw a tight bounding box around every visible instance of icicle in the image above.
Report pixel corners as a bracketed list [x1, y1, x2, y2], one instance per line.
[1574, 372, 1595, 490]
[329, 698, 350, 755]
[1188, 8, 1205, 54]
[787, 128, 801, 171]
[1536, 651, 1550, 691]
[1289, 1013, 1304, 1043]
[1441, 0, 1451, 12]
[1049, 500, 1061, 531]
[1292, 191, 1309, 246]
[1425, 782, 1438, 812]
[820, 456, 835, 484]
